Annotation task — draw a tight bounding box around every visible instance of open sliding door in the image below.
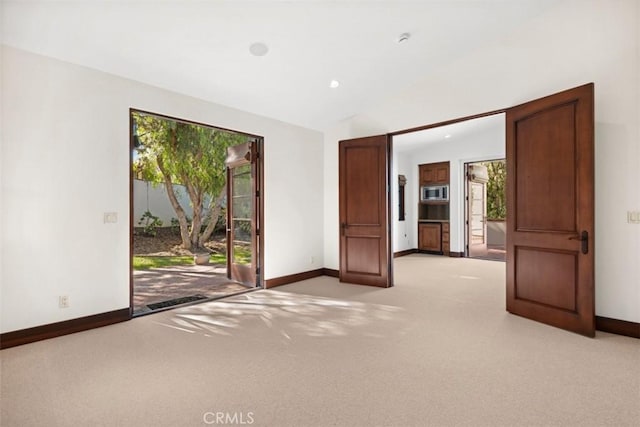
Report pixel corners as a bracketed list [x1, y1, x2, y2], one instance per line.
[226, 141, 259, 287]
[506, 83, 595, 336]
[339, 135, 393, 287]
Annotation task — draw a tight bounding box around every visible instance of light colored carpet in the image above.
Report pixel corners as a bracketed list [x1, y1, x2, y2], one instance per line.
[1, 255, 638, 426]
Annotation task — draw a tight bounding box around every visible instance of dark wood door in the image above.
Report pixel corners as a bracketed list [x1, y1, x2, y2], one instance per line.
[339, 135, 392, 287]
[506, 83, 595, 336]
[226, 142, 257, 287]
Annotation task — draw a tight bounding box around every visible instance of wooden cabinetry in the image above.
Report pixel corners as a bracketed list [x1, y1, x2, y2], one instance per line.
[418, 223, 442, 252]
[418, 161, 451, 256]
[419, 161, 450, 186]
[418, 222, 450, 254]
[442, 222, 450, 255]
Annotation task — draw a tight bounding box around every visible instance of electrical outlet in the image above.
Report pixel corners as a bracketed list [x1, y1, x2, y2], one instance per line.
[628, 211, 640, 224]
[59, 295, 69, 308]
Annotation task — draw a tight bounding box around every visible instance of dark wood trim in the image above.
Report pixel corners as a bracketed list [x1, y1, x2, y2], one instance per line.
[596, 316, 640, 339]
[0, 308, 130, 350]
[394, 249, 417, 258]
[322, 268, 339, 278]
[390, 109, 505, 137]
[264, 269, 325, 289]
[449, 251, 463, 258]
[257, 136, 265, 289]
[129, 111, 135, 318]
[129, 108, 263, 139]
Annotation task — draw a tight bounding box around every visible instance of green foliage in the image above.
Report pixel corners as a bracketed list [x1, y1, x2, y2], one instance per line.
[132, 252, 234, 270]
[133, 256, 194, 270]
[170, 216, 192, 234]
[138, 211, 163, 237]
[132, 112, 245, 198]
[132, 111, 248, 250]
[483, 161, 506, 220]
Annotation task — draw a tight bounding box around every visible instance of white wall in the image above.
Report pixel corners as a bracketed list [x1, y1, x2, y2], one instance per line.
[391, 151, 416, 252]
[323, 0, 640, 323]
[1, 46, 324, 333]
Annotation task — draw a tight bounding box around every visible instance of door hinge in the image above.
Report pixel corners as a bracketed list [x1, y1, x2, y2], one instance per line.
[256, 228, 260, 236]
[256, 267, 260, 276]
[256, 190, 260, 197]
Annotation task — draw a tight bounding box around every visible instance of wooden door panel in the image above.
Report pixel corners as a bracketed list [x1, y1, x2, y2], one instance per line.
[515, 248, 577, 311]
[345, 237, 381, 275]
[339, 135, 391, 288]
[345, 146, 381, 225]
[506, 83, 594, 337]
[515, 103, 576, 232]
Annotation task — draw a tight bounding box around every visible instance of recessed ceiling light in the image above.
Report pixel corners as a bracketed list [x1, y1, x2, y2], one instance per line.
[249, 42, 269, 57]
[444, 134, 452, 139]
[329, 79, 340, 89]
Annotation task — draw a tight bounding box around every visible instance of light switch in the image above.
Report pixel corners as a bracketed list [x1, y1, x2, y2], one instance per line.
[627, 211, 640, 224]
[104, 212, 118, 223]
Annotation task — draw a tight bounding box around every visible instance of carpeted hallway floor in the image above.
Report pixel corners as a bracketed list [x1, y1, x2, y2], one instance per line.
[1, 255, 638, 426]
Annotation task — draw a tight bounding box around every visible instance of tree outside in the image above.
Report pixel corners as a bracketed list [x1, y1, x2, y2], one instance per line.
[482, 160, 506, 220]
[132, 111, 248, 252]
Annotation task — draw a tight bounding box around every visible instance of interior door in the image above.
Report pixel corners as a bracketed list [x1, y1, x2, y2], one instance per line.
[226, 141, 257, 286]
[468, 181, 487, 257]
[339, 135, 392, 287]
[506, 83, 595, 336]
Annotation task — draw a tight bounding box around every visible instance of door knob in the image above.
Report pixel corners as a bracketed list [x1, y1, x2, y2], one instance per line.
[568, 230, 588, 254]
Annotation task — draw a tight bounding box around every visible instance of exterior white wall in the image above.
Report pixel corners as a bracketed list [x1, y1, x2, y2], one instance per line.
[133, 179, 204, 227]
[323, 0, 640, 323]
[1, 46, 324, 333]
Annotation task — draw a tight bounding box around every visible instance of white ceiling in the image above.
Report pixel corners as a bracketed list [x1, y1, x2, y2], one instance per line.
[1, 0, 556, 131]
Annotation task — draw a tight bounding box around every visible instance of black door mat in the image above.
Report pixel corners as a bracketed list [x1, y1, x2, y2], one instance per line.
[147, 294, 208, 310]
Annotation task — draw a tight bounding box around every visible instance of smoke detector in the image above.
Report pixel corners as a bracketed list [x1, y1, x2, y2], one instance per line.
[397, 33, 411, 43]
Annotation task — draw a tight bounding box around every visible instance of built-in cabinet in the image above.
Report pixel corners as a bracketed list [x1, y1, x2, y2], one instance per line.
[418, 223, 441, 252]
[419, 161, 449, 186]
[418, 161, 451, 256]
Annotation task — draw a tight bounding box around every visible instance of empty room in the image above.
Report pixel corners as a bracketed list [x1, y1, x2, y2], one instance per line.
[1, 1, 639, 426]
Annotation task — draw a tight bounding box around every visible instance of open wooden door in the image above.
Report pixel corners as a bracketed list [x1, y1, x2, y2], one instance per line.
[339, 135, 392, 287]
[468, 180, 487, 257]
[506, 83, 595, 336]
[226, 141, 258, 287]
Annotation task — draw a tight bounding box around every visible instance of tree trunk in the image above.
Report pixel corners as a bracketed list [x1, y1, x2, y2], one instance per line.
[183, 177, 205, 251]
[157, 157, 192, 250]
[199, 184, 227, 247]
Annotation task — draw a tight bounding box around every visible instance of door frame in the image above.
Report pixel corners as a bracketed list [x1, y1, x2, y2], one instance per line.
[128, 108, 264, 317]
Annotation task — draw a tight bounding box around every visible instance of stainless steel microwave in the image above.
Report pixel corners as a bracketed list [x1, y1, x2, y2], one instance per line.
[421, 185, 449, 202]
